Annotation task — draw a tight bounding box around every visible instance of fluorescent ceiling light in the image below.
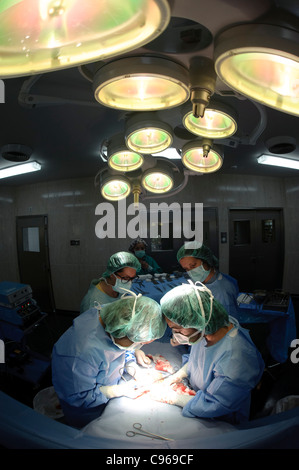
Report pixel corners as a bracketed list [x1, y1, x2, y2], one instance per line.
[214, 22, 299, 116]
[257, 154, 299, 170]
[0, 161, 41, 179]
[0, 0, 170, 78]
[93, 56, 190, 111]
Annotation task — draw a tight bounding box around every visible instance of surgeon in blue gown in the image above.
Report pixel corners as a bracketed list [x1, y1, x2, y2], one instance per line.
[149, 281, 264, 425]
[80, 251, 141, 314]
[177, 243, 240, 320]
[52, 292, 166, 428]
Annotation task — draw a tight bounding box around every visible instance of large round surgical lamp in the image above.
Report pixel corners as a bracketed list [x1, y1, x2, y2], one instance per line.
[181, 139, 223, 173]
[100, 173, 131, 201]
[214, 13, 299, 116]
[106, 134, 144, 172]
[0, 0, 171, 78]
[93, 56, 190, 111]
[183, 101, 238, 139]
[141, 162, 174, 193]
[125, 113, 173, 154]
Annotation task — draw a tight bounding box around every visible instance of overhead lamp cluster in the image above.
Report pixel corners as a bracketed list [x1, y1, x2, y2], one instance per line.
[97, 154, 178, 207]
[1, 1, 298, 184]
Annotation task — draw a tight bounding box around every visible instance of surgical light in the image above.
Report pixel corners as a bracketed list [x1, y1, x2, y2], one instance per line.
[181, 140, 223, 173]
[107, 135, 144, 172]
[257, 154, 299, 170]
[183, 102, 238, 139]
[141, 164, 174, 193]
[0, 161, 41, 179]
[125, 113, 173, 154]
[214, 20, 299, 116]
[100, 174, 131, 201]
[93, 56, 190, 111]
[0, 0, 170, 78]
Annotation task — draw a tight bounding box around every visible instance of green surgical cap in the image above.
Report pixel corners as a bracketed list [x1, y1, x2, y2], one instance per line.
[102, 251, 141, 278]
[101, 294, 166, 342]
[160, 283, 229, 335]
[177, 243, 219, 269]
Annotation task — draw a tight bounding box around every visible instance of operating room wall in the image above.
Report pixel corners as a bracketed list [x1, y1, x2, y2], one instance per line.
[0, 173, 298, 311]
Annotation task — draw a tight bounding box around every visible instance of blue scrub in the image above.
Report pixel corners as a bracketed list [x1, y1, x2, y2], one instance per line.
[80, 279, 119, 313]
[52, 308, 126, 427]
[182, 316, 264, 424]
[205, 271, 240, 320]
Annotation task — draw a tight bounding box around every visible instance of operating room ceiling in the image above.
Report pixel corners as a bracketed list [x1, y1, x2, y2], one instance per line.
[0, 0, 298, 187]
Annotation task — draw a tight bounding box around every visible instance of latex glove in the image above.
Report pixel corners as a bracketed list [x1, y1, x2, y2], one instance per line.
[148, 382, 194, 408]
[161, 363, 189, 386]
[135, 349, 152, 368]
[100, 382, 141, 399]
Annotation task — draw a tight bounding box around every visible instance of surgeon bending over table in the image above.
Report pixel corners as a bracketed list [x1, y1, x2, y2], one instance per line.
[52, 292, 166, 428]
[149, 281, 264, 425]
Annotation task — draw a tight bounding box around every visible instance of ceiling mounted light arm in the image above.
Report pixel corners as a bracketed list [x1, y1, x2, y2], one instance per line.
[18, 74, 100, 109]
[189, 57, 217, 118]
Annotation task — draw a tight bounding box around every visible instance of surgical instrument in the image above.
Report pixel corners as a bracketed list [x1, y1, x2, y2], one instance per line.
[126, 422, 173, 441]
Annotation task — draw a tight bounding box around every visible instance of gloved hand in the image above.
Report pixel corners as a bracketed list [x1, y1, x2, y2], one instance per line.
[147, 382, 194, 408]
[135, 349, 152, 368]
[160, 362, 189, 387]
[100, 382, 141, 399]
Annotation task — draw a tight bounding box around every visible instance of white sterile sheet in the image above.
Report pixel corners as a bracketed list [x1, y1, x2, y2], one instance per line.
[82, 342, 236, 448]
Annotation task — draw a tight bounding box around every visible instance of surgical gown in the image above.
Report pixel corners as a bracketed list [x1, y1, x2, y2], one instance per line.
[205, 271, 240, 320]
[80, 278, 119, 313]
[182, 316, 264, 424]
[51, 308, 126, 427]
[137, 254, 162, 275]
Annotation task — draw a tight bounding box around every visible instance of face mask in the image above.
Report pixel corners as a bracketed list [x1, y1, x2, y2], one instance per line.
[188, 264, 210, 283]
[171, 330, 201, 346]
[112, 275, 132, 294]
[135, 250, 145, 259]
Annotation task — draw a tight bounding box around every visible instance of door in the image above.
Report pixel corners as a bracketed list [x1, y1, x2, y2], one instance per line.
[146, 207, 218, 272]
[16, 215, 55, 313]
[229, 209, 284, 292]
